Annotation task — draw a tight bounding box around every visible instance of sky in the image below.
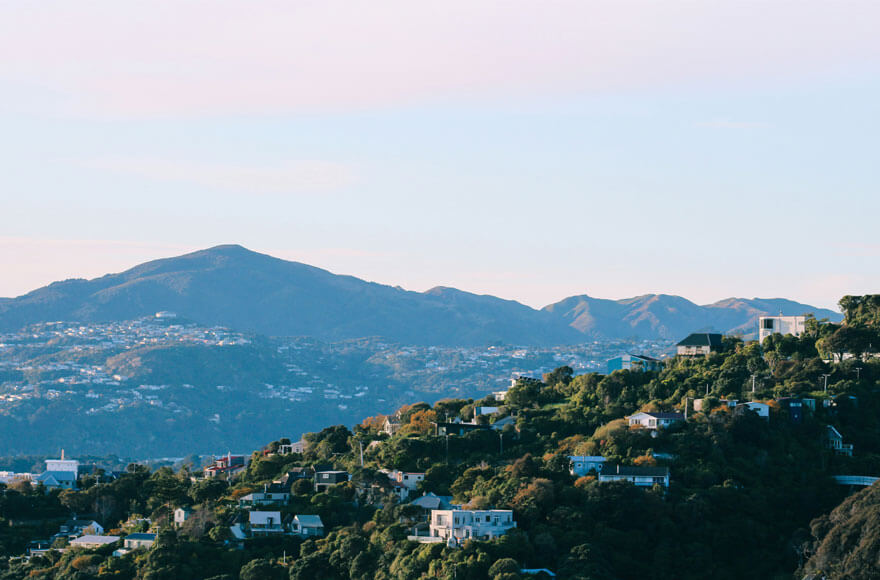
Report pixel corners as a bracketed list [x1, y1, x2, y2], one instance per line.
[1, 0, 878, 311]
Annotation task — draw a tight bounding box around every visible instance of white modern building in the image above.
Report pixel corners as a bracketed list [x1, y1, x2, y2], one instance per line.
[70, 535, 121, 549]
[758, 315, 807, 343]
[429, 509, 516, 543]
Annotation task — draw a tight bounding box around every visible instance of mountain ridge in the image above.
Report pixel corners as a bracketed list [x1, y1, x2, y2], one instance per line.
[0, 244, 842, 343]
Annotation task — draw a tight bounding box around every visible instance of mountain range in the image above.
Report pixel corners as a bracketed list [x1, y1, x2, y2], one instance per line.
[0, 245, 842, 345]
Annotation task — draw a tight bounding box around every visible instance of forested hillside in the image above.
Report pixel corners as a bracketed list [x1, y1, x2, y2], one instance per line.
[0, 296, 877, 579]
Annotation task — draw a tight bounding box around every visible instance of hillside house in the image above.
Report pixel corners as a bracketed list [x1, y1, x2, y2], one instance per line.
[314, 470, 349, 492]
[569, 456, 606, 477]
[383, 415, 402, 436]
[758, 315, 807, 343]
[36, 471, 77, 490]
[825, 425, 854, 456]
[598, 465, 670, 488]
[238, 489, 290, 507]
[248, 511, 284, 536]
[59, 519, 104, 537]
[173, 507, 191, 528]
[607, 354, 663, 373]
[626, 412, 684, 430]
[204, 454, 246, 478]
[278, 438, 307, 454]
[676, 333, 723, 357]
[428, 509, 516, 544]
[123, 533, 156, 550]
[291, 515, 324, 537]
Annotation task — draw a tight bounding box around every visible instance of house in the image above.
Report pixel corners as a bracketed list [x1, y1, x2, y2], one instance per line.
[492, 389, 509, 402]
[123, 533, 156, 550]
[598, 465, 670, 488]
[383, 416, 402, 436]
[59, 519, 104, 536]
[428, 509, 516, 544]
[825, 425, 854, 456]
[278, 438, 307, 454]
[248, 511, 284, 536]
[238, 490, 290, 507]
[380, 469, 425, 500]
[758, 315, 807, 343]
[278, 467, 314, 488]
[173, 507, 192, 528]
[735, 401, 770, 419]
[314, 470, 349, 492]
[291, 514, 324, 537]
[569, 456, 606, 477]
[69, 535, 121, 549]
[36, 471, 77, 490]
[626, 412, 684, 430]
[676, 333, 723, 357]
[203, 453, 246, 478]
[607, 354, 663, 373]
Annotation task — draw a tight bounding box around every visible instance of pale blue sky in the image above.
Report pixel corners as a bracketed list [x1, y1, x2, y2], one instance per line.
[1, 1, 878, 310]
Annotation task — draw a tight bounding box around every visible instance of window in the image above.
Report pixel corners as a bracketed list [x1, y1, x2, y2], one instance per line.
[762, 319, 775, 329]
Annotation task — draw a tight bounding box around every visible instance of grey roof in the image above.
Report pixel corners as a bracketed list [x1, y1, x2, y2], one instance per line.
[38, 471, 77, 482]
[125, 533, 156, 541]
[676, 333, 723, 347]
[410, 493, 455, 510]
[642, 412, 684, 420]
[294, 515, 324, 527]
[628, 353, 661, 362]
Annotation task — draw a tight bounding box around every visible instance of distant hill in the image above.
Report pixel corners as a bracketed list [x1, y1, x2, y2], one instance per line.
[542, 293, 842, 340]
[0, 245, 580, 346]
[0, 245, 841, 343]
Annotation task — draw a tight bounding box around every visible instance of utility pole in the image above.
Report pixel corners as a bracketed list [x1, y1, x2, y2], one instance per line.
[855, 367, 862, 381]
[498, 431, 503, 455]
[358, 440, 364, 467]
[822, 374, 831, 393]
[751, 374, 757, 394]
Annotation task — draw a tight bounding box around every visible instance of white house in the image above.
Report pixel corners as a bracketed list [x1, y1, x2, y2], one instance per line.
[428, 509, 516, 544]
[383, 416, 402, 436]
[278, 438, 307, 454]
[59, 519, 104, 537]
[676, 333, 723, 357]
[626, 412, 684, 430]
[238, 490, 290, 507]
[758, 315, 807, 343]
[598, 465, 670, 488]
[248, 511, 284, 536]
[70, 535, 121, 549]
[291, 514, 324, 537]
[173, 507, 192, 528]
[112, 532, 157, 556]
[569, 456, 606, 477]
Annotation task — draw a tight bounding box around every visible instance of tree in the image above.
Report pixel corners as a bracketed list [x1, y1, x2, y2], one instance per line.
[239, 558, 285, 580]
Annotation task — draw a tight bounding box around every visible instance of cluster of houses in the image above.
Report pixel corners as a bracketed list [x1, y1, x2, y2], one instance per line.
[25, 516, 156, 559]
